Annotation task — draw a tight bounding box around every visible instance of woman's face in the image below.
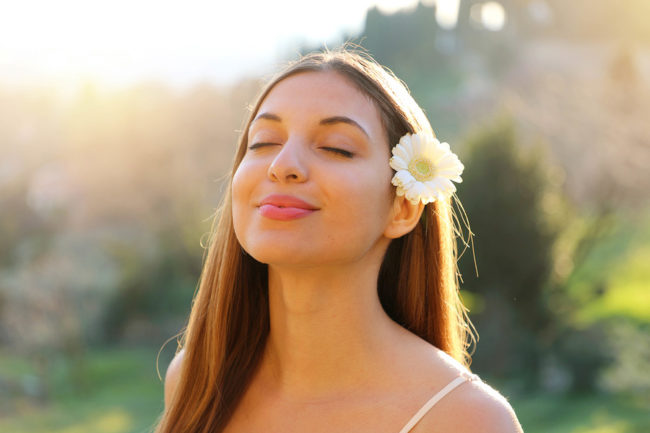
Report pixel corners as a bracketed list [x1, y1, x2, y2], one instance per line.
[232, 70, 396, 267]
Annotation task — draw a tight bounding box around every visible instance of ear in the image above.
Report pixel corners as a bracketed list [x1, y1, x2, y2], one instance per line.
[384, 194, 424, 239]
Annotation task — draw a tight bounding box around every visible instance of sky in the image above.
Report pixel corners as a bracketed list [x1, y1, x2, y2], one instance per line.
[0, 0, 462, 90]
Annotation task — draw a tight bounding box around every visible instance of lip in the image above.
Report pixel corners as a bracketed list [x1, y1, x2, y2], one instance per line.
[257, 194, 319, 221]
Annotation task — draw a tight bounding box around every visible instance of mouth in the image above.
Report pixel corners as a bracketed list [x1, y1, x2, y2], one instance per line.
[257, 194, 319, 220]
[258, 194, 319, 210]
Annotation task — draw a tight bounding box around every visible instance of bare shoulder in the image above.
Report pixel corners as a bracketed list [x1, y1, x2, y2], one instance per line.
[164, 348, 186, 409]
[396, 341, 523, 433]
[415, 374, 524, 433]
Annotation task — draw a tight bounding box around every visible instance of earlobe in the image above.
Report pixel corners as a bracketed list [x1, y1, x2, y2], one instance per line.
[384, 195, 424, 239]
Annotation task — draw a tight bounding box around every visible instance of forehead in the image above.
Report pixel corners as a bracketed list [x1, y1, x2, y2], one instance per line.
[254, 70, 386, 141]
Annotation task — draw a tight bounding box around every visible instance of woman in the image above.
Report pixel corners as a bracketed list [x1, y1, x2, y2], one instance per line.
[156, 48, 523, 432]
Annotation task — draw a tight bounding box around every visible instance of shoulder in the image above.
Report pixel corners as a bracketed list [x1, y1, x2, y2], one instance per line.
[396, 342, 523, 432]
[164, 348, 186, 409]
[415, 374, 523, 433]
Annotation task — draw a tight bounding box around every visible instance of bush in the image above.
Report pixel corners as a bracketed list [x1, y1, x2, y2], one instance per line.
[455, 112, 567, 388]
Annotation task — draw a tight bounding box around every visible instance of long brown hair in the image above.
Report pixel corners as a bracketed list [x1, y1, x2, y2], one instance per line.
[154, 47, 476, 433]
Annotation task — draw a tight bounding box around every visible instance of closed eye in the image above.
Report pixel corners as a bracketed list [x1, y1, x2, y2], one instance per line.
[248, 142, 278, 150]
[321, 147, 354, 158]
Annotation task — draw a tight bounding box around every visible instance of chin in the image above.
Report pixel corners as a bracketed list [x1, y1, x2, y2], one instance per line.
[242, 241, 322, 267]
[234, 224, 380, 269]
[240, 235, 354, 269]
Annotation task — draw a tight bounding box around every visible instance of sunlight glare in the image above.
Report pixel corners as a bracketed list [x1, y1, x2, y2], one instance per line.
[1, 0, 462, 90]
[481, 1, 506, 31]
[435, 0, 460, 30]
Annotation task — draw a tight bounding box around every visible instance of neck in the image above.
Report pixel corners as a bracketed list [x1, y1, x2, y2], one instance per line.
[256, 258, 408, 404]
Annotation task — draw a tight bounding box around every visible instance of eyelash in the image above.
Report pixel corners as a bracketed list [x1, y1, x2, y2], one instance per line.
[248, 142, 276, 150]
[248, 143, 354, 158]
[321, 147, 353, 158]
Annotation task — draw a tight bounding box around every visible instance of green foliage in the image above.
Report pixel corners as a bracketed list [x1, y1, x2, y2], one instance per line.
[600, 321, 650, 396]
[512, 389, 650, 433]
[453, 113, 650, 393]
[549, 321, 615, 392]
[0, 346, 164, 433]
[360, 3, 447, 94]
[455, 112, 565, 386]
[101, 227, 201, 343]
[565, 210, 650, 325]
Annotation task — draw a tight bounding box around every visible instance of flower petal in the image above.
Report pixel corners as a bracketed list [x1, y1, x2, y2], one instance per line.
[436, 160, 464, 181]
[421, 183, 438, 204]
[424, 177, 455, 201]
[398, 133, 412, 148]
[424, 177, 445, 197]
[411, 133, 425, 157]
[391, 142, 410, 162]
[389, 155, 408, 171]
[392, 170, 416, 189]
[438, 177, 457, 194]
[404, 181, 427, 204]
[437, 154, 463, 170]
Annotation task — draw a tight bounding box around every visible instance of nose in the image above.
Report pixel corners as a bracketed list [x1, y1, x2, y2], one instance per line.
[267, 137, 308, 183]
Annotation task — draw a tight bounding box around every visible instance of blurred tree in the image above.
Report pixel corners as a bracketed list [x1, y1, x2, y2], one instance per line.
[456, 112, 565, 389]
[456, 0, 519, 79]
[599, 320, 650, 396]
[101, 224, 202, 343]
[547, 321, 614, 393]
[361, 2, 442, 92]
[0, 226, 119, 399]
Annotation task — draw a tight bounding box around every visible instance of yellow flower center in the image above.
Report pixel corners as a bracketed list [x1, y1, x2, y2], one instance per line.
[408, 156, 435, 181]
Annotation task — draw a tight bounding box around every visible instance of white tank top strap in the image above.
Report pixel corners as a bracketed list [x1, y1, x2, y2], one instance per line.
[397, 372, 480, 433]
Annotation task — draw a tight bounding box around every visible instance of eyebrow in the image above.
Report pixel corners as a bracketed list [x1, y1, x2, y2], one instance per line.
[252, 112, 369, 138]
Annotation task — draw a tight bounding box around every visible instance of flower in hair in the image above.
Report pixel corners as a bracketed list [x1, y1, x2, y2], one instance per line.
[389, 132, 464, 205]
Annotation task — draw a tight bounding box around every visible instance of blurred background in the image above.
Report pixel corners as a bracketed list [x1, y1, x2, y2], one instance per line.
[1, 0, 649, 432]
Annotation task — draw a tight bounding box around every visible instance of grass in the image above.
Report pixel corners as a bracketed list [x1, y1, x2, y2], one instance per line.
[566, 208, 650, 325]
[0, 346, 166, 433]
[512, 391, 650, 433]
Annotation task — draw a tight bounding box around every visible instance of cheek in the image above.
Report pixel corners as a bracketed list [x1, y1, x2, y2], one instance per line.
[231, 163, 247, 202]
[331, 168, 394, 232]
[231, 160, 255, 239]
[232, 157, 265, 201]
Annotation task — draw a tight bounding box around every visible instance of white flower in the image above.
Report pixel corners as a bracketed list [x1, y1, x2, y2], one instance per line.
[389, 132, 464, 205]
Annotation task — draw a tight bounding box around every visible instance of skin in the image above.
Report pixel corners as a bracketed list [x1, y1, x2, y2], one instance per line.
[166, 71, 523, 432]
